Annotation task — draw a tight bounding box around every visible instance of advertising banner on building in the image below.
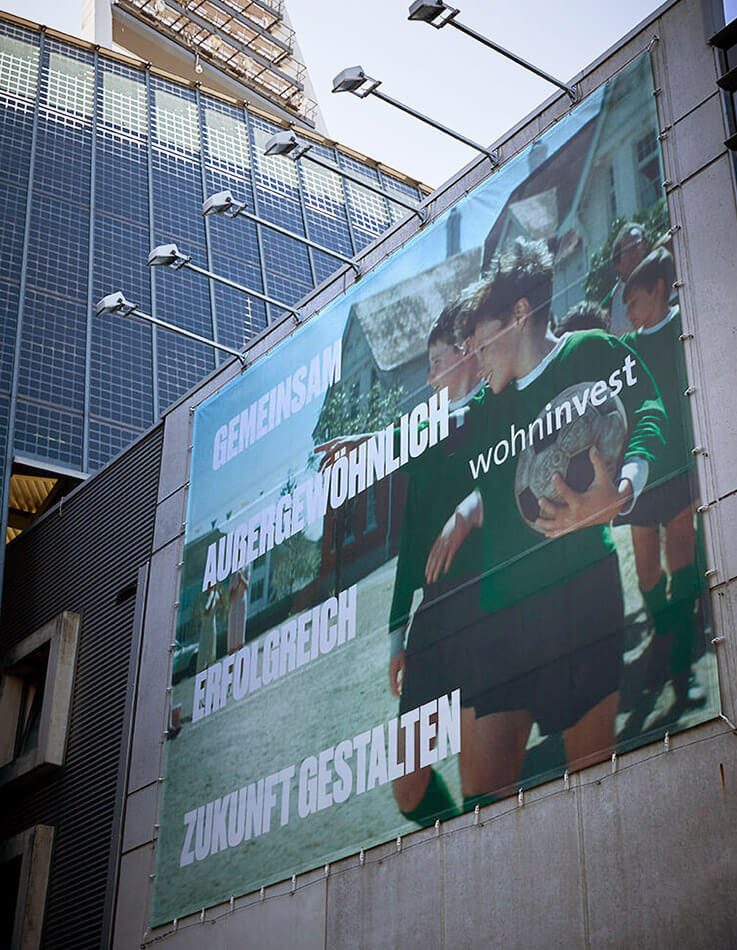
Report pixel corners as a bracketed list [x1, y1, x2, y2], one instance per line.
[153, 52, 719, 924]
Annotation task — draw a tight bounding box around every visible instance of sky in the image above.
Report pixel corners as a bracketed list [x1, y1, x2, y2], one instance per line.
[3, 0, 668, 186]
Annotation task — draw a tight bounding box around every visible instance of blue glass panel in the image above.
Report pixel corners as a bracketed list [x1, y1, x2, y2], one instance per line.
[14, 399, 83, 469]
[0, 95, 34, 186]
[88, 417, 141, 472]
[254, 185, 305, 234]
[151, 147, 206, 250]
[338, 152, 392, 238]
[248, 112, 300, 204]
[0, 22, 40, 103]
[0, 181, 26, 278]
[157, 332, 214, 415]
[42, 39, 94, 119]
[211, 252, 265, 349]
[90, 214, 154, 428]
[204, 170, 260, 269]
[153, 233, 215, 413]
[259, 226, 312, 287]
[96, 130, 149, 224]
[212, 281, 266, 350]
[263, 270, 310, 322]
[379, 170, 422, 224]
[18, 289, 86, 411]
[34, 114, 92, 204]
[98, 57, 148, 140]
[0, 282, 19, 394]
[25, 198, 89, 300]
[0, 392, 8, 525]
[201, 96, 251, 180]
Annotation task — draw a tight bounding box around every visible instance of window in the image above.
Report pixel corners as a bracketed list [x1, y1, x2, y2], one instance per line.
[250, 578, 264, 602]
[0, 611, 80, 789]
[635, 130, 662, 209]
[0, 825, 54, 950]
[366, 484, 377, 531]
[607, 165, 617, 220]
[344, 498, 356, 545]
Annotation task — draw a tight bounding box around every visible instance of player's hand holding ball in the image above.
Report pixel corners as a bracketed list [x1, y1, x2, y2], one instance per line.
[536, 446, 632, 538]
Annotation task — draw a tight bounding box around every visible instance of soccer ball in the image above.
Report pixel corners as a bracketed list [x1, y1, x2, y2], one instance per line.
[514, 381, 627, 534]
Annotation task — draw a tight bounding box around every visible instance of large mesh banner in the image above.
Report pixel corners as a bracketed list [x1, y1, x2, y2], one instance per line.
[153, 52, 719, 923]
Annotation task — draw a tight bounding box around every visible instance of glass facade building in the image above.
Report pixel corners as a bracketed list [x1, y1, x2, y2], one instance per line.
[0, 14, 425, 557]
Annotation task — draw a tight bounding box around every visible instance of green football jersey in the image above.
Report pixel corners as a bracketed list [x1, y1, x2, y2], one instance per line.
[465, 330, 667, 613]
[621, 307, 694, 485]
[388, 403, 486, 634]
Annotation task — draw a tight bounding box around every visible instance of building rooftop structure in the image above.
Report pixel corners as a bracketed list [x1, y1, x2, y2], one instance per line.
[82, 0, 327, 131]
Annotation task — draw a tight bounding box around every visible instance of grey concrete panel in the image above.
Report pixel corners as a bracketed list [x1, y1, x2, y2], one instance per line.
[677, 156, 737, 501]
[712, 492, 737, 584]
[123, 782, 159, 854]
[442, 788, 586, 950]
[158, 404, 193, 504]
[153, 486, 187, 554]
[114, 844, 155, 950]
[670, 93, 727, 183]
[129, 540, 180, 793]
[658, 0, 716, 123]
[715, 581, 737, 721]
[325, 830, 443, 950]
[146, 876, 326, 950]
[581, 726, 737, 950]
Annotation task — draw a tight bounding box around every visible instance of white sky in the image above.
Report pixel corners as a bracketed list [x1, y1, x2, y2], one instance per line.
[3, 0, 668, 185]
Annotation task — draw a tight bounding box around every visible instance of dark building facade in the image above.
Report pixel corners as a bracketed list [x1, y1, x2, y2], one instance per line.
[0, 10, 426, 577]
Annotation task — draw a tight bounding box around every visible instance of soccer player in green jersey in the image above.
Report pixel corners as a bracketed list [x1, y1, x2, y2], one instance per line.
[387, 303, 486, 824]
[315, 303, 489, 824]
[425, 239, 666, 799]
[621, 247, 706, 709]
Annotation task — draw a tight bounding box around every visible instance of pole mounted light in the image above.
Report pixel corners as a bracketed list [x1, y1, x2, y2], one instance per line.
[407, 1, 578, 102]
[331, 65, 499, 165]
[147, 241, 303, 321]
[202, 189, 362, 276]
[263, 131, 428, 221]
[95, 291, 247, 366]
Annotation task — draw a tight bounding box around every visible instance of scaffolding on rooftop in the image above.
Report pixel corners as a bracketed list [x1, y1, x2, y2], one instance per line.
[117, 0, 316, 124]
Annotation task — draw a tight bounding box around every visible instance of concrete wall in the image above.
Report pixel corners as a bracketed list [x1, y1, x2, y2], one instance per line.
[113, 0, 737, 945]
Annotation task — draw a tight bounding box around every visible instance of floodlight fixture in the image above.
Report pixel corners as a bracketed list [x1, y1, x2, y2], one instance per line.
[331, 66, 498, 164]
[202, 190, 362, 275]
[264, 130, 312, 159]
[263, 131, 427, 221]
[147, 243, 190, 268]
[408, 0, 458, 25]
[331, 66, 381, 98]
[146, 245, 304, 320]
[407, 1, 578, 102]
[202, 190, 247, 218]
[95, 292, 247, 366]
[95, 291, 135, 317]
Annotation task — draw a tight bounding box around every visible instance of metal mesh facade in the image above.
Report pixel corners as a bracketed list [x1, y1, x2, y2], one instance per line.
[0, 14, 424, 550]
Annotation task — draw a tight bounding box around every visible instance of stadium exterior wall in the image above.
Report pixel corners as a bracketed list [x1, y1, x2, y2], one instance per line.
[113, 0, 737, 946]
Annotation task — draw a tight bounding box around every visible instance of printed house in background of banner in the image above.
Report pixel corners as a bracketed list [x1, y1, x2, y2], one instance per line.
[153, 51, 719, 925]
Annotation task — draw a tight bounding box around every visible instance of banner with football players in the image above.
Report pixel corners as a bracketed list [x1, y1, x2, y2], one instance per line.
[152, 51, 719, 924]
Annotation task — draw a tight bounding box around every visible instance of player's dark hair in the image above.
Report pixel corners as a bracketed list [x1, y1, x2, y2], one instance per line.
[428, 300, 462, 349]
[612, 222, 648, 262]
[623, 246, 675, 301]
[555, 300, 611, 336]
[456, 238, 554, 339]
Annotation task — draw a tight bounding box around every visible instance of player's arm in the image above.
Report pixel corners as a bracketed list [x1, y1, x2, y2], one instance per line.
[425, 489, 483, 584]
[537, 335, 666, 538]
[388, 480, 422, 696]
